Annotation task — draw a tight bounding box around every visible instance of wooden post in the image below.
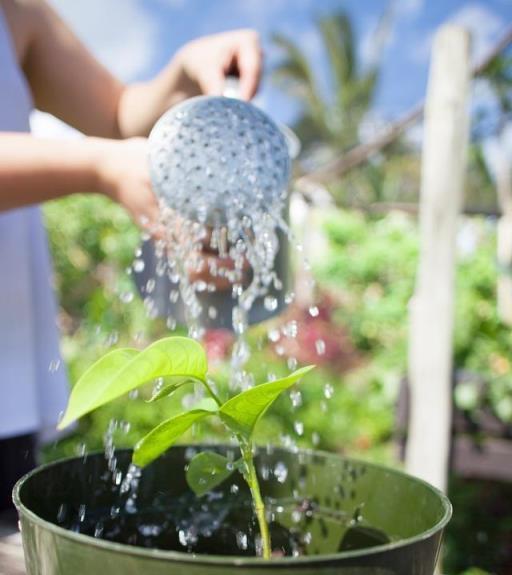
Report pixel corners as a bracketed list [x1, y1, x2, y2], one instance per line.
[494, 137, 512, 324]
[405, 26, 471, 492]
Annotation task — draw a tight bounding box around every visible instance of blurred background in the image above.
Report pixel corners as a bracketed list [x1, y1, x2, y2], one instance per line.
[35, 1, 511, 574]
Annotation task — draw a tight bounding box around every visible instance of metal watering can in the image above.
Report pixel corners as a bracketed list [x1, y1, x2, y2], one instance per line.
[135, 85, 299, 330]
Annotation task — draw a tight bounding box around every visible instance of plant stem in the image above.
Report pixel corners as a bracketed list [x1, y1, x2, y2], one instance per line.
[200, 378, 223, 406]
[240, 442, 272, 560]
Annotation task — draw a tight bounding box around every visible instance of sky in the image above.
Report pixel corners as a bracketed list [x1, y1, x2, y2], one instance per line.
[33, 0, 512, 140]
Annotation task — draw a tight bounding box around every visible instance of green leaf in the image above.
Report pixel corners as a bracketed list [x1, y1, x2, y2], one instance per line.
[133, 409, 214, 468]
[192, 397, 220, 412]
[219, 365, 315, 438]
[146, 376, 203, 403]
[58, 337, 208, 429]
[186, 452, 235, 496]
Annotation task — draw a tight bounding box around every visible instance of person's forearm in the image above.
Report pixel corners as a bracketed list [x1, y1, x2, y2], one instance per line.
[0, 133, 103, 212]
[117, 51, 193, 138]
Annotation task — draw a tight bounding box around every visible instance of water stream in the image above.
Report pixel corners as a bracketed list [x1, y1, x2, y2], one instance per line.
[63, 97, 345, 556]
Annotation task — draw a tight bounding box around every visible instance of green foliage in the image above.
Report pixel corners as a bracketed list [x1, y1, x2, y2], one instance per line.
[315, 208, 512, 426]
[316, 210, 417, 357]
[133, 409, 215, 467]
[186, 452, 238, 497]
[219, 365, 314, 438]
[58, 337, 208, 429]
[59, 335, 314, 559]
[272, 10, 383, 153]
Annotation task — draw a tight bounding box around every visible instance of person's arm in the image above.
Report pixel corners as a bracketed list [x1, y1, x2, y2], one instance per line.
[10, 1, 262, 139]
[0, 133, 160, 230]
[117, 29, 262, 137]
[0, 133, 237, 288]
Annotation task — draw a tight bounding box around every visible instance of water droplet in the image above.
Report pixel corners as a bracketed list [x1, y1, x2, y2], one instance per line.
[309, 305, 319, 317]
[287, 356, 298, 370]
[284, 291, 295, 304]
[324, 383, 334, 399]
[120, 291, 134, 304]
[264, 295, 278, 311]
[48, 359, 61, 373]
[294, 421, 304, 436]
[178, 527, 198, 548]
[57, 504, 67, 523]
[145, 278, 156, 294]
[268, 328, 280, 342]
[185, 447, 198, 461]
[156, 260, 167, 277]
[236, 531, 248, 550]
[105, 331, 118, 347]
[282, 320, 298, 338]
[274, 461, 288, 483]
[139, 524, 163, 537]
[315, 339, 326, 355]
[133, 259, 145, 273]
[290, 389, 302, 408]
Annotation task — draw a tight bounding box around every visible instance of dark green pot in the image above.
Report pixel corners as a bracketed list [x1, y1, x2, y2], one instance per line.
[14, 445, 451, 574]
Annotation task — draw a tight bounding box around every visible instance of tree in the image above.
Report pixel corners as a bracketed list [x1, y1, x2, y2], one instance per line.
[271, 9, 390, 159]
[271, 7, 417, 207]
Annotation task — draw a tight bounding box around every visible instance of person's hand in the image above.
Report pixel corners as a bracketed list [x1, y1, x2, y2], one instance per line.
[95, 137, 163, 236]
[175, 29, 263, 100]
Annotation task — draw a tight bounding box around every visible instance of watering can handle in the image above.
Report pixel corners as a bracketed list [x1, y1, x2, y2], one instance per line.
[223, 76, 242, 99]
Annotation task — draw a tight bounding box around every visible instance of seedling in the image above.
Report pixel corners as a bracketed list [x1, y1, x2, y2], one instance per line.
[58, 336, 314, 559]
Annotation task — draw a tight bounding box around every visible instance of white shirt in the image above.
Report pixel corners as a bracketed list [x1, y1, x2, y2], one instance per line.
[0, 6, 68, 440]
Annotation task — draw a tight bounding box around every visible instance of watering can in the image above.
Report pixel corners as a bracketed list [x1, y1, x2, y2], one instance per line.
[134, 81, 300, 330]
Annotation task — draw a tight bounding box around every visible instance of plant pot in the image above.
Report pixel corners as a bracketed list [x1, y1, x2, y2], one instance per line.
[14, 445, 451, 574]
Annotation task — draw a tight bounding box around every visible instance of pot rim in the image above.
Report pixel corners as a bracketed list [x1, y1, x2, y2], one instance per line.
[13, 444, 452, 567]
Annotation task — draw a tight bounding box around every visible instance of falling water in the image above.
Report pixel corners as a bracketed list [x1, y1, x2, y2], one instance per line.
[85, 96, 342, 555]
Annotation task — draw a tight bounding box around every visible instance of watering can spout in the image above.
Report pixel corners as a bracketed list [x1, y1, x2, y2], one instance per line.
[134, 93, 299, 332]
